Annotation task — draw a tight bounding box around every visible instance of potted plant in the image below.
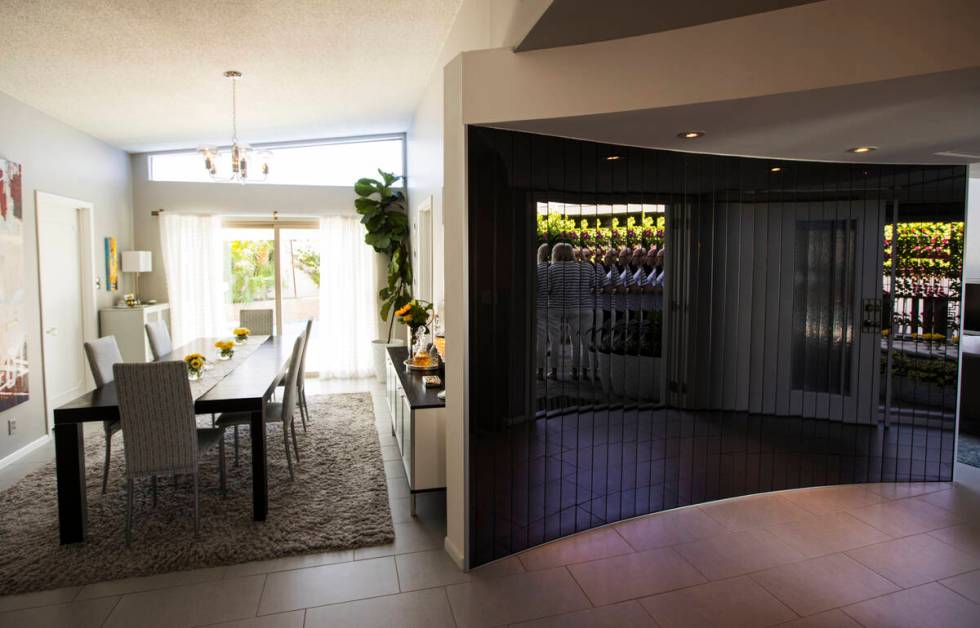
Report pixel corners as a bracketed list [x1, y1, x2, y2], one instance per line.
[355, 169, 412, 380]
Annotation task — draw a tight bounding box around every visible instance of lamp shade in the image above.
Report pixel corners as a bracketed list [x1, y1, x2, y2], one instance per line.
[121, 250, 152, 273]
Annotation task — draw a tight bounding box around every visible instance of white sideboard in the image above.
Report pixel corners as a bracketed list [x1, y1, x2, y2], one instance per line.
[98, 303, 171, 362]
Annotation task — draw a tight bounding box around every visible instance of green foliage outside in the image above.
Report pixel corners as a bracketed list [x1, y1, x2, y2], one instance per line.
[294, 247, 320, 288]
[229, 240, 275, 304]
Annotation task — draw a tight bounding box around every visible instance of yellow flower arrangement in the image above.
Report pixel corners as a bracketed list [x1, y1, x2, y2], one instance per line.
[184, 352, 207, 377]
[233, 327, 250, 343]
[215, 339, 235, 359]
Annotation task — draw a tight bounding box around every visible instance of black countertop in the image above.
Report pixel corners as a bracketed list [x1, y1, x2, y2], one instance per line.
[387, 346, 446, 410]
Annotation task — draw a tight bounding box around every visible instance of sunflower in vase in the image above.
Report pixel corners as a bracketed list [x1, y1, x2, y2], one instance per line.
[215, 339, 235, 360]
[234, 327, 250, 344]
[184, 353, 207, 379]
[395, 300, 435, 366]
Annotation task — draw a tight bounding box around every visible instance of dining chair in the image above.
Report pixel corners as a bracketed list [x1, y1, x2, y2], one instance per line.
[216, 334, 304, 479]
[294, 320, 313, 431]
[82, 335, 124, 494]
[144, 319, 173, 360]
[113, 361, 226, 544]
[240, 309, 274, 335]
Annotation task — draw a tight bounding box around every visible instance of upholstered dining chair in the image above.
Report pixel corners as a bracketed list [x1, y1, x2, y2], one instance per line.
[82, 335, 124, 494]
[216, 333, 304, 479]
[144, 319, 173, 360]
[113, 361, 226, 544]
[240, 308, 274, 335]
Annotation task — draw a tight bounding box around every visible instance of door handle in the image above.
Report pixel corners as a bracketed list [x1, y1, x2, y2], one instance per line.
[45, 327, 57, 336]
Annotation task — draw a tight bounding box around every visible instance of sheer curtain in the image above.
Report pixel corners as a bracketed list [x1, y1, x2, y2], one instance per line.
[159, 213, 225, 347]
[318, 215, 376, 378]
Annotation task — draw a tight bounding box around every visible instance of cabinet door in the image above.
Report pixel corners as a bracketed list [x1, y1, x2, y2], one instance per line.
[395, 389, 406, 452]
[401, 397, 414, 487]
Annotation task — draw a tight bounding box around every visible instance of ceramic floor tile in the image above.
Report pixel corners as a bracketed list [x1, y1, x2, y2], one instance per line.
[842, 582, 980, 628]
[395, 549, 471, 591]
[510, 600, 657, 627]
[76, 566, 227, 600]
[567, 547, 706, 607]
[304, 588, 455, 628]
[941, 569, 980, 604]
[0, 585, 80, 613]
[614, 506, 728, 551]
[223, 551, 353, 579]
[918, 485, 980, 518]
[867, 482, 951, 500]
[766, 511, 892, 558]
[0, 595, 119, 628]
[468, 556, 526, 579]
[103, 574, 265, 628]
[699, 494, 813, 532]
[445, 566, 590, 628]
[930, 522, 980, 556]
[782, 485, 885, 515]
[846, 533, 980, 588]
[201, 610, 306, 628]
[673, 528, 806, 581]
[258, 557, 398, 615]
[849, 497, 964, 537]
[775, 609, 863, 628]
[381, 445, 401, 461]
[518, 527, 633, 571]
[750, 553, 898, 617]
[384, 460, 407, 478]
[352, 521, 445, 560]
[640, 575, 796, 628]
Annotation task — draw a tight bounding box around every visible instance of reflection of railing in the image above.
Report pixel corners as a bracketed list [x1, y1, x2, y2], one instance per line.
[0, 356, 29, 390]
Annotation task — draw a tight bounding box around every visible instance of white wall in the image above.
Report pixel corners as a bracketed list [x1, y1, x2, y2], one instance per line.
[965, 164, 980, 282]
[0, 90, 133, 460]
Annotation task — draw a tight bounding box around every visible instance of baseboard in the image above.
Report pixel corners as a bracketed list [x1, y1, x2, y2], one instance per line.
[0, 434, 51, 470]
[444, 535, 466, 571]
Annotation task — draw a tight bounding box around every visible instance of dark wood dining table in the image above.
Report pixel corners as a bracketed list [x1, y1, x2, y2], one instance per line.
[52, 334, 295, 544]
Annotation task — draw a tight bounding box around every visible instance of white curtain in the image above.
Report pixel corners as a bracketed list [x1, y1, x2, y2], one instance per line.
[159, 213, 225, 347]
[318, 215, 376, 378]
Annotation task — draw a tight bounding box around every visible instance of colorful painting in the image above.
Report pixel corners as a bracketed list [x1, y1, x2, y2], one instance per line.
[0, 158, 28, 412]
[104, 236, 118, 292]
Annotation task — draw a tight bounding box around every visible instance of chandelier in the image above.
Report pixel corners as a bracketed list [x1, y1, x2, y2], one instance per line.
[197, 71, 271, 184]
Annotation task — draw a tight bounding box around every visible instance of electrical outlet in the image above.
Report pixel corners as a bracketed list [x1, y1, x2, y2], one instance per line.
[6, 419, 14, 435]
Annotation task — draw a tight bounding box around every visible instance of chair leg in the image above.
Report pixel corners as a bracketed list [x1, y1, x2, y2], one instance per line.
[152, 476, 158, 507]
[298, 389, 308, 432]
[102, 431, 112, 495]
[283, 426, 294, 481]
[301, 389, 309, 430]
[290, 419, 300, 464]
[219, 435, 227, 497]
[233, 425, 240, 466]
[193, 473, 200, 538]
[125, 477, 134, 546]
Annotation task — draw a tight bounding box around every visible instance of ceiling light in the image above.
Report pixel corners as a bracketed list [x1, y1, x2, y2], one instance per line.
[770, 166, 783, 173]
[847, 146, 878, 154]
[605, 155, 622, 161]
[197, 71, 271, 184]
[678, 131, 705, 139]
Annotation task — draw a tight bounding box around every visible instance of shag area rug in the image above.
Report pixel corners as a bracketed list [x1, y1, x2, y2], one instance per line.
[0, 393, 393, 595]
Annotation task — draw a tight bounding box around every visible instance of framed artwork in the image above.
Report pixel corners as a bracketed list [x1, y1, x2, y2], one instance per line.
[0, 158, 29, 412]
[104, 236, 118, 292]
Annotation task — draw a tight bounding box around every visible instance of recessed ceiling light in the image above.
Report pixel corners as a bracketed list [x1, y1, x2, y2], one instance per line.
[677, 131, 705, 139]
[605, 155, 622, 161]
[770, 166, 783, 173]
[847, 146, 877, 154]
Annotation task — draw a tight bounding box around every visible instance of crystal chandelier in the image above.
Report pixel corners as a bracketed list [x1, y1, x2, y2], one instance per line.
[197, 71, 271, 184]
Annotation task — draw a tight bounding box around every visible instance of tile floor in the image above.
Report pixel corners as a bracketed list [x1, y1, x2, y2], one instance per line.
[1, 379, 979, 627]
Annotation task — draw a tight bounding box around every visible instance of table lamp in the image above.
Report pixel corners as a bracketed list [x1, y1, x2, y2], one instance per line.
[121, 250, 152, 303]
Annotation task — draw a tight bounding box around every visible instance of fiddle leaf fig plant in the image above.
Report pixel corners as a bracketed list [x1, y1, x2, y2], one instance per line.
[355, 169, 412, 342]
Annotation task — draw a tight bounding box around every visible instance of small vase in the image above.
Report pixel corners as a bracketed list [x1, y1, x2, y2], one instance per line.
[188, 370, 202, 381]
[236, 336, 248, 344]
[219, 351, 233, 360]
[411, 327, 430, 362]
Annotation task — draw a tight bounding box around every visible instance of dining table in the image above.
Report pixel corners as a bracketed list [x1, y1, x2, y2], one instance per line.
[52, 334, 296, 544]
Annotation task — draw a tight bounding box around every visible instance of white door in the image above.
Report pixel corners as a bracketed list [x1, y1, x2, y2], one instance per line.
[36, 193, 94, 429]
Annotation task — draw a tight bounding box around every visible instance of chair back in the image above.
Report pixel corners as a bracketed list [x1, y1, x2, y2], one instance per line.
[240, 309, 274, 335]
[83, 336, 123, 387]
[280, 334, 305, 428]
[145, 320, 173, 360]
[296, 320, 313, 389]
[113, 361, 198, 478]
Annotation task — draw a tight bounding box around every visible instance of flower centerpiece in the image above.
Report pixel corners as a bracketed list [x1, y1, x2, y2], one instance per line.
[395, 299, 434, 366]
[215, 339, 235, 360]
[233, 327, 250, 344]
[184, 353, 206, 380]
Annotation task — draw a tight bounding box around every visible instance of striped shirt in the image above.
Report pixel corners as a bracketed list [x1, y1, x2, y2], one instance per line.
[536, 262, 549, 310]
[548, 261, 597, 310]
[630, 268, 647, 311]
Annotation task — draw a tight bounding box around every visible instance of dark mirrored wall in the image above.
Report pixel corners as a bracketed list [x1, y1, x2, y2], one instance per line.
[467, 125, 967, 567]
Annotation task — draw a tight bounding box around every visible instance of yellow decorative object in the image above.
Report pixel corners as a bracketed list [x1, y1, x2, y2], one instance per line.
[233, 327, 250, 343]
[215, 339, 235, 359]
[183, 352, 207, 378]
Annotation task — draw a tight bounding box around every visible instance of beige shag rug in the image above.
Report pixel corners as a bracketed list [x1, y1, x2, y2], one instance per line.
[0, 393, 393, 595]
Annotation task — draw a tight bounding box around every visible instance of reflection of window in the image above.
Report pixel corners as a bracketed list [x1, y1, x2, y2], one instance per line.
[149, 137, 404, 187]
[792, 220, 856, 394]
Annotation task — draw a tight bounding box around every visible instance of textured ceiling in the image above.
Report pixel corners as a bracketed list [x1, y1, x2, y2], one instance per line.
[516, 0, 822, 51]
[0, 0, 461, 151]
[491, 68, 980, 164]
